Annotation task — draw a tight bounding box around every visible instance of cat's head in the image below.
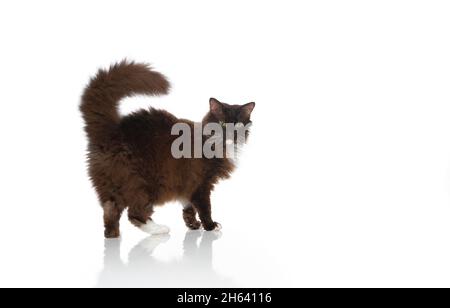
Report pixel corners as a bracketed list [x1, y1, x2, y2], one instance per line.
[207, 98, 255, 126]
[204, 98, 255, 145]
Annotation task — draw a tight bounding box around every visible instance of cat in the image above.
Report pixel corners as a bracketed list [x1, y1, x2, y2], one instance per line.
[80, 60, 255, 238]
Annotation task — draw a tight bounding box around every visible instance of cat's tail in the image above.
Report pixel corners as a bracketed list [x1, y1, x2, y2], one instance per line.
[80, 60, 170, 144]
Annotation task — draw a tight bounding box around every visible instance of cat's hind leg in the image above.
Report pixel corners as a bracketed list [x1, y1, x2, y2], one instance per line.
[103, 200, 124, 238]
[127, 193, 170, 235]
[129, 208, 170, 235]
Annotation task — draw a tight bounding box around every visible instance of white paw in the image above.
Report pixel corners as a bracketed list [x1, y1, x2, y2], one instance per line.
[140, 220, 170, 235]
[214, 223, 222, 231]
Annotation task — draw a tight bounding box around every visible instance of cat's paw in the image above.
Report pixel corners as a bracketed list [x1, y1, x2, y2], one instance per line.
[104, 228, 120, 239]
[140, 220, 170, 235]
[203, 222, 222, 231]
[186, 221, 202, 230]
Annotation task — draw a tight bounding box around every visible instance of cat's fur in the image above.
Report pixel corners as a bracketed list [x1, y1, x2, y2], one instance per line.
[80, 60, 255, 238]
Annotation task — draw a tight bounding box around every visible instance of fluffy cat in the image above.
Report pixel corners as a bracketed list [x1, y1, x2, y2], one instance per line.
[80, 60, 255, 238]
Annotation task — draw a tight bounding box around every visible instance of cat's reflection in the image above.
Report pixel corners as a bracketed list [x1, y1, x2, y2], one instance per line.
[96, 230, 234, 287]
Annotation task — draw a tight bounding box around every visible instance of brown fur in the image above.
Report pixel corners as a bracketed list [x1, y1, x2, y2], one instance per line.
[80, 60, 255, 238]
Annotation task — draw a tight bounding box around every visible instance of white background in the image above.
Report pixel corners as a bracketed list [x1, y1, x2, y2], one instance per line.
[0, 0, 450, 288]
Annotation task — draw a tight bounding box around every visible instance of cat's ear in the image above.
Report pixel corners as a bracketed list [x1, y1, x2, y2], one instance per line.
[240, 102, 255, 118]
[209, 98, 224, 117]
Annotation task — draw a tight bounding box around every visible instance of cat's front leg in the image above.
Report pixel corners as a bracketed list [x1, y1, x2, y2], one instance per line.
[182, 203, 202, 230]
[191, 189, 222, 231]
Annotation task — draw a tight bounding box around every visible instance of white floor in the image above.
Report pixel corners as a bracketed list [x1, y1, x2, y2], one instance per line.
[1, 0, 450, 288]
[1, 150, 450, 288]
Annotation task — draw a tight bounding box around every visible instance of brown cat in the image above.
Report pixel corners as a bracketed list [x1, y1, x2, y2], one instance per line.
[80, 60, 255, 238]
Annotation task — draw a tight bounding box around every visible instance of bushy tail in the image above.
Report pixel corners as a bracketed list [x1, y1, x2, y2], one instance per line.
[80, 60, 170, 144]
